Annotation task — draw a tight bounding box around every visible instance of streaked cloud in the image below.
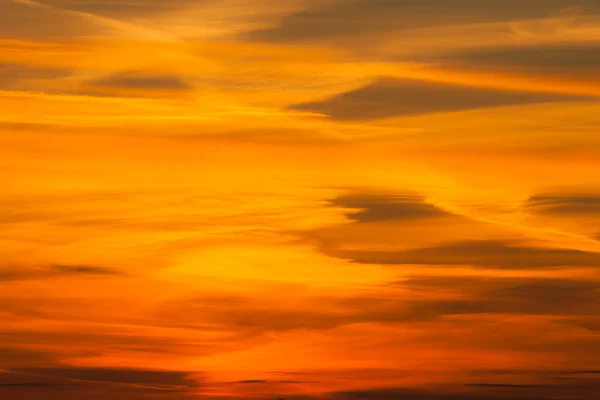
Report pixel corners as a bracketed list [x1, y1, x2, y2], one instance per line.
[247, 0, 600, 43]
[78, 71, 194, 97]
[329, 191, 451, 223]
[0, 263, 123, 281]
[0, 62, 72, 91]
[0, 367, 199, 399]
[14, 367, 198, 389]
[439, 42, 600, 76]
[403, 275, 600, 318]
[290, 77, 596, 120]
[527, 193, 600, 215]
[87, 72, 192, 90]
[324, 239, 600, 268]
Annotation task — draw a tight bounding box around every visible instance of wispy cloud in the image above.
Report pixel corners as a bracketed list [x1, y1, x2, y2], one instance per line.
[290, 77, 597, 120]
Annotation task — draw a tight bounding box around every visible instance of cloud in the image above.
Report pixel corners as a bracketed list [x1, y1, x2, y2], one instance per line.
[42, 0, 193, 19]
[560, 370, 600, 374]
[333, 380, 600, 400]
[14, 367, 198, 389]
[467, 383, 552, 388]
[4, 0, 188, 42]
[289, 77, 594, 120]
[571, 317, 600, 331]
[156, 274, 600, 335]
[86, 71, 193, 91]
[247, 0, 600, 43]
[329, 191, 451, 223]
[52, 264, 122, 275]
[438, 43, 600, 75]
[406, 275, 600, 301]
[527, 193, 600, 215]
[155, 294, 355, 332]
[330, 387, 542, 400]
[0, 62, 72, 89]
[0, 325, 188, 356]
[285, 373, 600, 400]
[0, 347, 57, 368]
[0, 0, 98, 40]
[0, 368, 199, 400]
[0, 264, 123, 281]
[0, 382, 73, 387]
[324, 239, 600, 268]
[156, 288, 465, 333]
[401, 275, 600, 319]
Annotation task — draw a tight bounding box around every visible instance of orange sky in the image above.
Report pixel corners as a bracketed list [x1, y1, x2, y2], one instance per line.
[2, 1, 600, 399]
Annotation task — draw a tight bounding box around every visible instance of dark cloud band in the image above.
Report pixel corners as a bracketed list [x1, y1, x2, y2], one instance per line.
[289, 78, 595, 120]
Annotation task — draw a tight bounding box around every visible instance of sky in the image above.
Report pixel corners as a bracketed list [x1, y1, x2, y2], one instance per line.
[2, 0, 600, 399]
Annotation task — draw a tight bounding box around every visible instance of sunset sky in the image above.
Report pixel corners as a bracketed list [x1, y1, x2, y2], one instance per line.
[2, 1, 600, 399]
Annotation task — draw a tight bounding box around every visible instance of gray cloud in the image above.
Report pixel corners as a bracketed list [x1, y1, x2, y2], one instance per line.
[439, 43, 600, 75]
[0, 367, 199, 400]
[247, 0, 600, 43]
[289, 78, 594, 120]
[156, 275, 600, 335]
[324, 239, 600, 268]
[275, 370, 600, 400]
[156, 295, 359, 332]
[330, 379, 600, 400]
[0, 0, 207, 42]
[14, 367, 197, 390]
[331, 387, 544, 400]
[329, 191, 451, 223]
[467, 383, 553, 388]
[527, 193, 600, 215]
[52, 264, 121, 275]
[0, 348, 57, 368]
[0, 382, 73, 387]
[564, 316, 600, 331]
[0, 328, 186, 357]
[0, 264, 123, 282]
[0, 63, 72, 90]
[44, 0, 198, 19]
[0, 3, 81, 40]
[560, 370, 600, 374]
[87, 71, 192, 91]
[401, 275, 600, 320]
[406, 275, 600, 302]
